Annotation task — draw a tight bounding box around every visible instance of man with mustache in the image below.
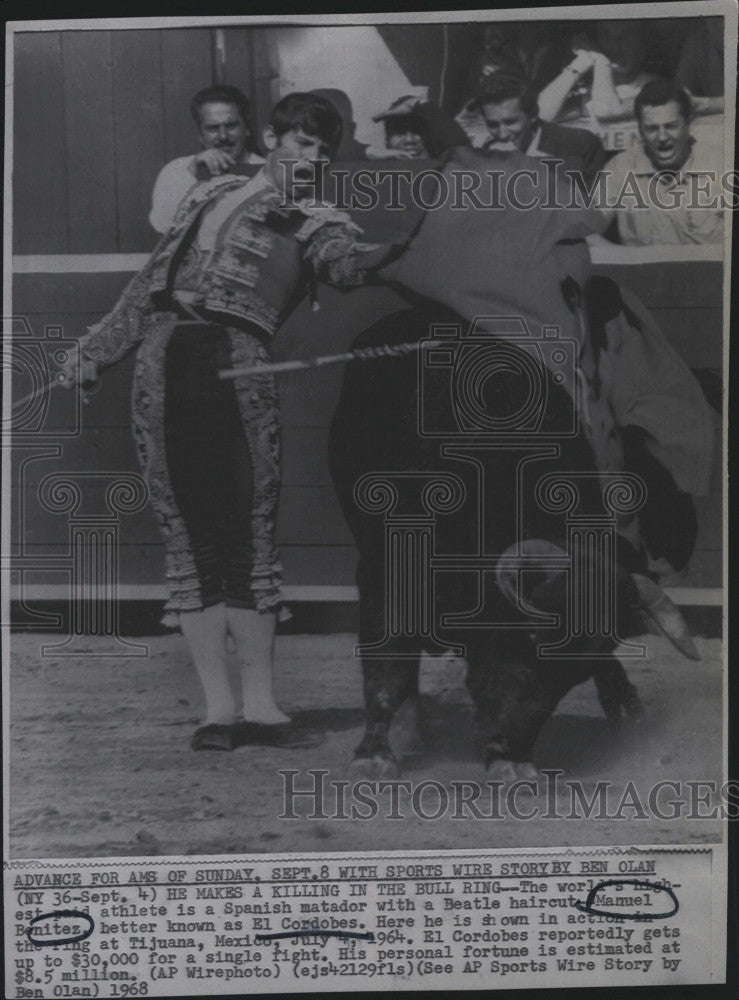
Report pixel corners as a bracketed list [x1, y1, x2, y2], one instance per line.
[149, 85, 264, 234]
[601, 79, 724, 245]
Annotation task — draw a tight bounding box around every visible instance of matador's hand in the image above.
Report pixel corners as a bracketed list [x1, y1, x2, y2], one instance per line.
[59, 344, 98, 390]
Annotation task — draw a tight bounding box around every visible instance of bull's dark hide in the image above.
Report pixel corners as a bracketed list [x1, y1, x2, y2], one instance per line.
[328, 298, 649, 775]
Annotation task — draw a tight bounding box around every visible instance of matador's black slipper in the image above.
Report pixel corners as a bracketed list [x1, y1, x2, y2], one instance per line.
[232, 720, 324, 749]
[190, 723, 234, 751]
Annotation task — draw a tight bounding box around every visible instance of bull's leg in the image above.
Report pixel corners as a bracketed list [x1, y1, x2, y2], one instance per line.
[465, 634, 571, 779]
[351, 655, 421, 778]
[588, 567, 646, 729]
[389, 659, 430, 754]
[349, 557, 422, 778]
[593, 656, 644, 731]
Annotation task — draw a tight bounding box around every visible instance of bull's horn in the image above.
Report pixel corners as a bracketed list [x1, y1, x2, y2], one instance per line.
[630, 573, 702, 661]
[496, 540, 567, 614]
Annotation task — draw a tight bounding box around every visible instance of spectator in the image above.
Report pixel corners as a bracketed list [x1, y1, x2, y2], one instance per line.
[469, 22, 571, 92]
[538, 20, 656, 124]
[601, 79, 724, 245]
[310, 89, 369, 160]
[457, 22, 570, 147]
[367, 96, 468, 159]
[471, 23, 529, 83]
[468, 74, 608, 181]
[149, 84, 264, 234]
[676, 17, 724, 115]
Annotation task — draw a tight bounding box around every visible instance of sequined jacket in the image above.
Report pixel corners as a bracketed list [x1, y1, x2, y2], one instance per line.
[80, 173, 383, 366]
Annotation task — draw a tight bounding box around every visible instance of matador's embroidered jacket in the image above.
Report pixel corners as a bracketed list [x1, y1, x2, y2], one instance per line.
[79, 172, 384, 364]
[76, 173, 386, 627]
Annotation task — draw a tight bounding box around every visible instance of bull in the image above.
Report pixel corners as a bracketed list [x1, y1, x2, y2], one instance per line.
[328, 291, 701, 781]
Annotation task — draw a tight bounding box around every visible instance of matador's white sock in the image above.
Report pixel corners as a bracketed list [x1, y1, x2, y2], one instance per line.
[179, 604, 236, 726]
[225, 607, 290, 725]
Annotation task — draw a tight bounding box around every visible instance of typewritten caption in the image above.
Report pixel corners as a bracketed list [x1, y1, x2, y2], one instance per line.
[5, 849, 713, 995]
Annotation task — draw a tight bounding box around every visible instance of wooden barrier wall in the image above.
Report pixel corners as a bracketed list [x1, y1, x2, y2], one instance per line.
[13, 29, 215, 255]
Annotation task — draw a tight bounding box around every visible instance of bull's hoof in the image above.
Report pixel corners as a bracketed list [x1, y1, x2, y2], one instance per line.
[349, 754, 399, 780]
[623, 691, 646, 722]
[486, 758, 539, 784]
[605, 691, 647, 734]
[391, 696, 431, 755]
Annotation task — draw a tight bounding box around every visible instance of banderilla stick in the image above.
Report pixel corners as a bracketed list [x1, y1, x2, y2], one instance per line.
[12, 375, 68, 413]
[218, 340, 422, 379]
[12, 374, 97, 413]
[12, 341, 421, 409]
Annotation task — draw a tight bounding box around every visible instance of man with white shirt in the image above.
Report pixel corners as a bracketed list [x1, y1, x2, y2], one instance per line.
[149, 84, 264, 234]
[601, 79, 724, 245]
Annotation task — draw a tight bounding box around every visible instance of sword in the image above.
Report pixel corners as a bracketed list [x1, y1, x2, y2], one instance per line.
[218, 340, 422, 379]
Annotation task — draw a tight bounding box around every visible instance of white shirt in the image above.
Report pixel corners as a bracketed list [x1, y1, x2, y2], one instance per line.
[601, 138, 725, 246]
[148, 151, 265, 234]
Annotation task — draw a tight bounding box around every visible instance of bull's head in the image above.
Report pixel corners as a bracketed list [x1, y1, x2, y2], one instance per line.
[496, 539, 701, 661]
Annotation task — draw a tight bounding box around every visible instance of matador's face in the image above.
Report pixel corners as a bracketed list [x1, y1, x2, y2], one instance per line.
[263, 126, 332, 200]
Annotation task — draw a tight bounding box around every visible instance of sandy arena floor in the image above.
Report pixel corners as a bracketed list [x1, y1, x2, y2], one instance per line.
[7, 630, 723, 858]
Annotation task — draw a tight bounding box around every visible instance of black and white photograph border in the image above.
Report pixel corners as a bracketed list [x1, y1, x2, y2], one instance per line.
[2, 2, 733, 862]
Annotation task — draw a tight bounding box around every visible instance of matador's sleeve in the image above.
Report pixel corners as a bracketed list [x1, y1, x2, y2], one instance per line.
[296, 208, 396, 288]
[79, 173, 253, 365]
[77, 265, 159, 369]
